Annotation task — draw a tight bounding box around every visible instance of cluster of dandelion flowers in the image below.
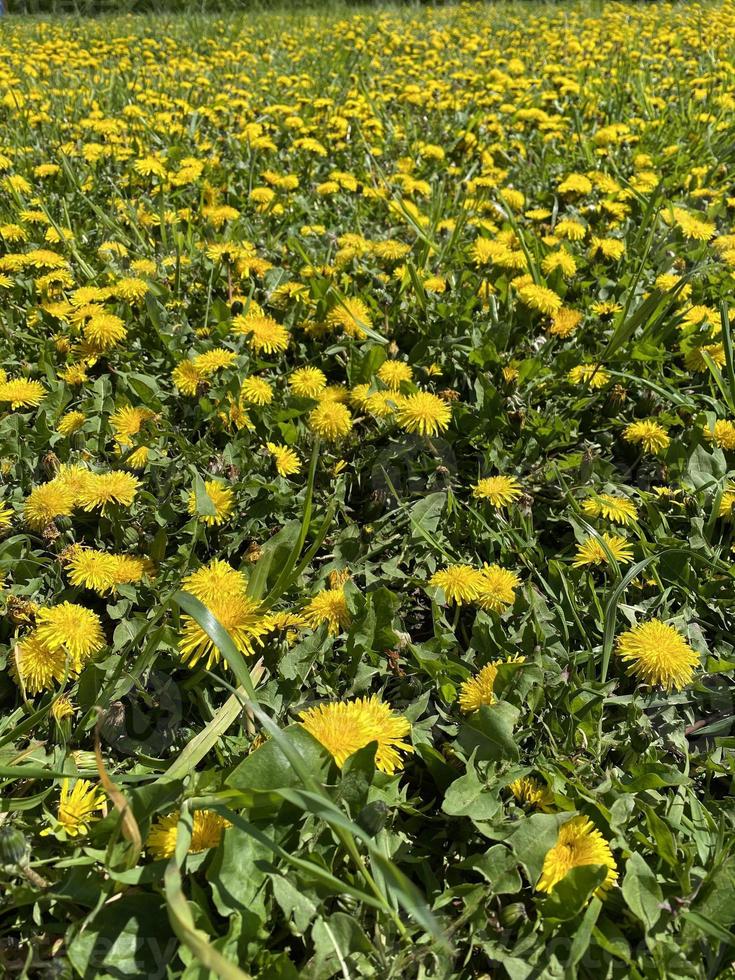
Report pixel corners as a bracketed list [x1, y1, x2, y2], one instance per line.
[51, 779, 105, 837]
[187, 480, 235, 526]
[458, 655, 526, 712]
[472, 475, 522, 508]
[396, 391, 451, 437]
[178, 592, 272, 669]
[308, 400, 353, 441]
[537, 816, 618, 895]
[623, 419, 670, 454]
[572, 533, 633, 568]
[299, 696, 412, 774]
[617, 619, 699, 691]
[147, 809, 231, 860]
[64, 547, 149, 594]
[303, 586, 351, 635]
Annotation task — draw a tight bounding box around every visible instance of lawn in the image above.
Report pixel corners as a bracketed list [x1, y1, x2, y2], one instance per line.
[0, 2, 734, 978]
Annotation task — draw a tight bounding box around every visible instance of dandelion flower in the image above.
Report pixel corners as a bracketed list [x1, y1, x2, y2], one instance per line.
[0, 504, 13, 530]
[508, 776, 554, 810]
[308, 401, 353, 440]
[233, 314, 289, 354]
[518, 283, 562, 316]
[290, 367, 327, 399]
[64, 548, 119, 593]
[182, 559, 247, 605]
[549, 308, 583, 338]
[13, 631, 67, 693]
[327, 297, 372, 339]
[567, 364, 610, 389]
[299, 696, 412, 774]
[147, 809, 231, 860]
[179, 593, 271, 669]
[430, 565, 482, 604]
[266, 442, 301, 477]
[472, 475, 522, 508]
[377, 360, 413, 389]
[83, 314, 127, 349]
[719, 484, 735, 519]
[705, 419, 735, 450]
[240, 376, 273, 405]
[50, 779, 105, 837]
[459, 655, 526, 712]
[51, 694, 75, 722]
[623, 419, 670, 454]
[303, 587, 351, 635]
[24, 480, 75, 530]
[187, 480, 234, 526]
[396, 391, 451, 436]
[0, 378, 45, 409]
[35, 602, 105, 671]
[572, 533, 634, 568]
[476, 564, 520, 613]
[172, 360, 204, 396]
[617, 619, 699, 691]
[582, 494, 638, 526]
[57, 410, 85, 437]
[193, 348, 237, 376]
[537, 816, 617, 895]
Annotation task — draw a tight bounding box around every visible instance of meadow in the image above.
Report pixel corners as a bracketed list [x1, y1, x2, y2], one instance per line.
[0, 2, 734, 977]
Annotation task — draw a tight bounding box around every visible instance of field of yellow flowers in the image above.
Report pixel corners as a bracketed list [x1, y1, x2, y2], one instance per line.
[1, 2, 735, 977]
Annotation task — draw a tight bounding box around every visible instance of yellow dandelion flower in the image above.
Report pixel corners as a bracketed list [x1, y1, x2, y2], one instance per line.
[240, 376, 273, 405]
[472, 475, 522, 508]
[396, 391, 451, 436]
[303, 587, 351, 635]
[518, 283, 563, 316]
[549, 307, 583, 338]
[233, 314, 290, 354]
[582, 493, 638, 526]
[110, 406, 154, 446]
[57, 410, 85, 437]
[13, 631, 67, 693]
[24, 480, 76, 530]
[35, 602, 105, 671]
[193, 348, 237, 376]
[623, 419, 670, 454]
[0, 378, 45, 409]
[147, 809, 231, 861]
[719, 484, 735, 518]
[572, 533, 634, 568]
[187, 480, 235, 526]
[64, 548, 119, 593]
[476, 564, 520, 613]
[51, 694, 75, 722]
[327, 297, 372, 339]
[537, 816, 617, 895]
[617, 619, 699, 691]
[113, 277, 149, 301]
[308, 401, 353, 441]
[179, 592, 271, 669]
[429, 565, 483, 604]
[77, 471, 139, 511]
[54, 779, 105, 837]
[508, 776, 554, 810]
[567, 364, 610, 389]
[458, 655, 526, 712]
[83, 314, 127, 349]
[377, 360, 413, 389]
[172, 360, 205, 396]
[182, 559, 247, 605]
[299, 696, 412, 774]
[0, 504, 13, 531]
[290, 367, 327, 399]
[266, 442, 301, 477]
[704, 420, 735, 450]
